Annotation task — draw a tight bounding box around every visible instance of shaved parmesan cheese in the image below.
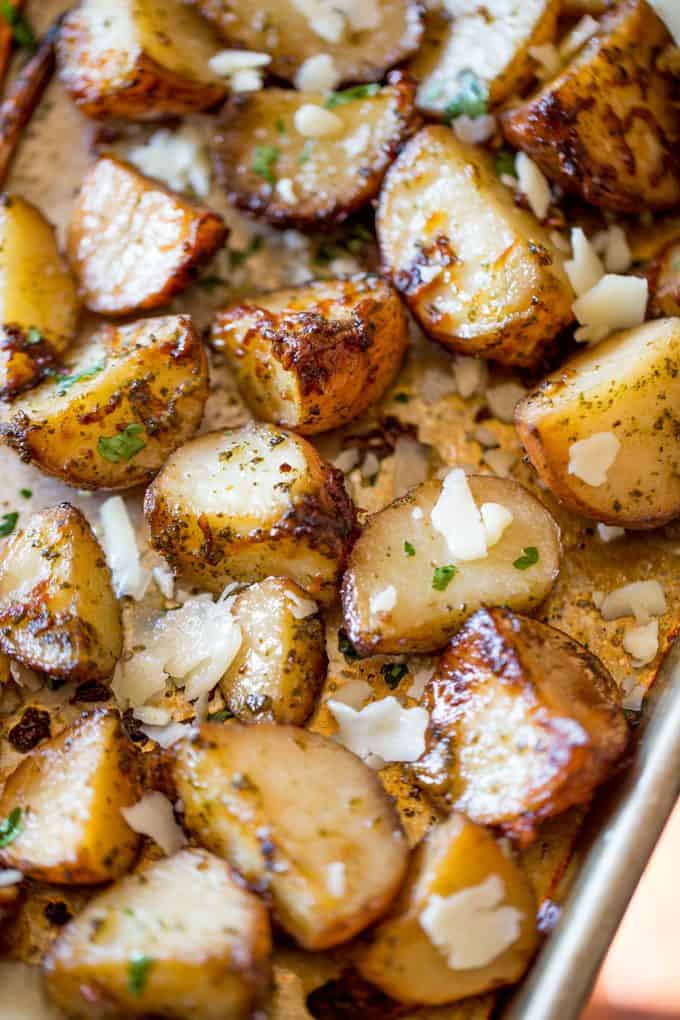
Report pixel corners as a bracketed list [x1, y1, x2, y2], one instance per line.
[121, 792, 187, 856]
[393, 436, 429, 498]
[649, 0, 680, 42]
[329, 679, 372, 710]
[453, 114, 496, 145]
[420, 875, 524, 970]
[623, 620, 659, 667]
[620, 674, 646, 713]
[292, 0, 381, 41]
[99, 496, 148, 600]
[598, 225, 632, 274]
[208, 50, 271, 74]
[285, 589, 318, 619]
[276, 177, 297, 203]
[559, 14, 599, 59]
[432, 468, 487, 561]
[572, 275, 648, 344]
[127, 126, 211, 198]
[409, 663, 434, 700]
[295, 53, 341, 92]
[295, 103, 344, 137]
[528, 42, 560, 77]
[480, 503, 514, 547]
[369, 585, 397, 615]
[515, 152, 551, 220]
[327, 696, 429, 764]
[421, 366, 458, 404]
[599, 581, 667, 624]
[231, 68, 264, 92]
[564, 227, 604, 297]
[151, 561, 175, 600]
[326, 861, 346, 897]
[453, 355, 487, 399]
[132, 705, 170, 726]
[597, 523, 625, 543]
[567, 432, 620, 487]
[0, 868, 22, 886]
[140, 721, 193, 749]
[486, 381, 526, 423]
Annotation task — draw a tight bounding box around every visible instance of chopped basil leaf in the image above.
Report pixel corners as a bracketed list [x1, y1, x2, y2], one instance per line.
[97, 424, 146, 464]
[432, 564, 458, 591]
[381, 661, 409, 689]
[0, 807, 22, 848]
[404, 541, 416, 557]
[445, 70, 488, 121]
[19, 488, 31, 499]
[207, 708, 233, 723]
[56, 359, 105, 395]
[513, 546, 539, 570]
[324, 84, 380, 109]
[127, 955, 153, 997]
[495, 148, 517, 178]
[229, 234, 263, 268]
[26, 326, 43, 344]
[252, 145, 279, 185]
[0, 1, 36, 51]
[0, 511, 18, 537]
[338, 628, 360, 662]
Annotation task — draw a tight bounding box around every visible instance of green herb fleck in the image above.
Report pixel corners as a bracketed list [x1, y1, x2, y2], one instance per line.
[26, 326, 43, 344]
[197, 274, 227, 292]
[0, 512, 18, 537]
[56, 359, 105, 395]
[127, 955, 152, 997]
[623, 707, 641, 725]
[46, 676, 66, 691]
[0, 807, 22, 848]
[394, 392, 410, 404]
[324, 83, 380, 109]
[299, 139, 315, 164]
[432, 564, 458, 591]
[229, 234, 263, 268]
[207, 708, 233, 723]
[495, 148, 517, 178]
[445, 69, 488, 121]
[19, 488, 31, 499]
[404, 541, 416, 557]
[98, 424, 146, 464]
[381, 662, 409, 689]
[252, 145, 279, 186]
[0, 1, 36, 51]
[513, 546, 539, 570]
[275, 117, 286, 135]
[338, 628, 360, 662]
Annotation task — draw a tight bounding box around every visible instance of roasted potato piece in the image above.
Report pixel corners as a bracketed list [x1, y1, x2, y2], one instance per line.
[173, 722, 408, 950]
[647, 239, 680, 318]
[415, 608, 628, 844]
[515, 317, 680, 528]
[0, 711, 140, 884]
[68, 157, 227, 316]
[342, 472, 560, 655]
[356, 813, 538, 1004]
[501, 0, 680, 211]
[0, 882, 21, 927]
[0, 504, 122, 680]
[193, 0, 422, 84]
[1, 315, 208, 491]
[0, 195, 79, 400]
[377, 126, 573, 367]
[145, 423, 357, 603]
[211, 275, 409, 434]
[411, 0, 559, 118]
[222, 577, 326, 724]
[57, 0, 226, 120]
[213, 73, 419, 227]
[44, 848, 272, 1020]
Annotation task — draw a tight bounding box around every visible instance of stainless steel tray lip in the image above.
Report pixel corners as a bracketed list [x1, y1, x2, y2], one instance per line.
[501, 646, 680, 1020]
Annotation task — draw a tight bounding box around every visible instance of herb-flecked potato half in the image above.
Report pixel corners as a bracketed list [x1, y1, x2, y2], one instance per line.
[211, 275, 409, 434]
[501, 0, 680, 212]
[0, 504, 122, 680]
[57, 0, 226, 120]
[68, 156, 227, 316]
[212, 73, 419, 228]
[43, 848, 272, 1020]
[377, 126, 574, 367]
[144, 423, 357, 603]
[0, 315, 208, 492]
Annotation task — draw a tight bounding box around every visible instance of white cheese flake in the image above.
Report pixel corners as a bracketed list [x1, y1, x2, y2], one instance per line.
[284, 589, 318, 619]
[99, 496, 148, 601]
[564, 227, 604, 297]
[120, 792, 187, 856]
[409, 663, 434, 701]
[528, 42, 560, 77]
[327, 696, 429, 765]
[132, 705, 171, 726]
[231, 68, 265, 92]
[620, 675, 646, 713]
[599, 580, 667, 624]
[597, 523, 625, 543]
[295, 53, 341, 92]
[328, 679, 372, 710]
[486, 381, 526, 423]
[294, 103, 344, 138]
[480, 503, 514, 547]
[453, 355, 487, 399]
[369, 585, 397, 616]
[515, 152, 551, 220]
[567, 432, 620, 487]
[431, 468, 487, 561]
[623, 620, 659, 667]
[291, 0, 381, 41]
[483, 448, 516, 478]
[453, 114, 496, 145]
[572, 274, 648, 345]
[559, 14, 599, 60]
[141, 721, 194, 749]
[127, 126, 212, 198]
[208, 50, 271, 75]
[276, 177, 297, 203]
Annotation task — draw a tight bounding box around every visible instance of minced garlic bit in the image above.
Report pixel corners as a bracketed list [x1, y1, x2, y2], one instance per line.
[327, 696, 429, 766]
[295, 53, 341, 92]
[623, 620, 659, 667]
[515, 152, 551, 221]
[567, 432, 620, 487]
[294, 103, 344, 138]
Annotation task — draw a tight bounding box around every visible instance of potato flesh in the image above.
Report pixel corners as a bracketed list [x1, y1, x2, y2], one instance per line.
[415, 609, 628, 843]
[44, 849, 272, 1020]
[515, 318, 680, 528]
[212, 275, 409, 434]
[1, 315, 208, 491]
[357, 813, 538, 1004]
[648, 241, 680, 318]
[67, 157, 227, 316]
[0, 504, 122, 680]
[0, 712, 140, 884]
[173, 723, 409, 950]
[223, 578, 326, 724]
[342, 474, 561, 654]
[144, 424, 357, 602]
[377, 126, 573, 367]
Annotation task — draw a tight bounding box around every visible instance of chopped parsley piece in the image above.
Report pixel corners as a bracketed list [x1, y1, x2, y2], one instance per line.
[229, 234, 263, 268]
[444, 69, 488, 121]
[19, 488, 31, 499]
[127, 955, 153, 997]
[207, 708, 233, 723]
[0, 1, 36, 51]
[299, 139, 315, 164]
[381, 661, 409, 689]
[404, 541, 416, 557]
[495, 148, 517, 178]
[46, 676, 66, 691]
[513, 546, 539, 570]
[98, 424, 146, 464]
[0, 511, 18, 537]
[252, 145, 279, 186]
[394, 392, 410, 403]
[0, 807, 22, 848]
[56, 359, 105, 395]
[432, 564, 458, 591]
[26, 326, 43, 344]
[338, 628, 360, 662]
[324, 84, 380, 109]
[275, 117, 286, 135]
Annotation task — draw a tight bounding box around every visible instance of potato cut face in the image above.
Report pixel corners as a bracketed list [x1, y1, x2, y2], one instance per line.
[1, 315, 208, 491]
[222, 578, 326, 724]
[68, 157, 227, 316]
[411, 0, 559, 117]
[213, 75, 419, 227]
[57, 0, 226, 120]
[0, 504, 122, 680]
[44, 848, 272, 1020]
[211, 275, 409, 434]
[0, 195, 79, 400]
[501, 0, 680, 211]
[144, 423, 357, 603]
[342, 474, 561, 655]
[357, 813, 538, 1004]
[377, 126, 573, 367]
[415, 609, 628, 844]
[194, 0, 422, 84]
[173, 723, 408, 949]
[0, 711, 140, 884]
[648, 241, 680, 318]
[515, 318, 680, 528]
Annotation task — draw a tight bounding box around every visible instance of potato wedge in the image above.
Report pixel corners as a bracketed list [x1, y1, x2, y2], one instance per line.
[501, 0, 680, 211]
[0, 882, 21, 927]
[411, 0, 559, 118]
[342, 472, 561, 655]
[377, 126, 573, 367]
[222, 578, 326, 724]
[515, 317, 680, 528]
[144, 423, 357, 603]
[68, 157, 227, 316]
[173, 722, 408, 950]
[647, 239, 680, 318]
[0, 195, 79, 400]
[1, 315, 208, 492]
[0, 504, 122, 680]
[414, 608, 628, 844]
[44, 848, 272, 1020]
[0, 711, 140, 884]
[356, 813, 538, 1004]
[212, 74, 419, 227]
[193, 0, 422, 84]
[211, 275, 409, 434]
[57, 0, 226, 120]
